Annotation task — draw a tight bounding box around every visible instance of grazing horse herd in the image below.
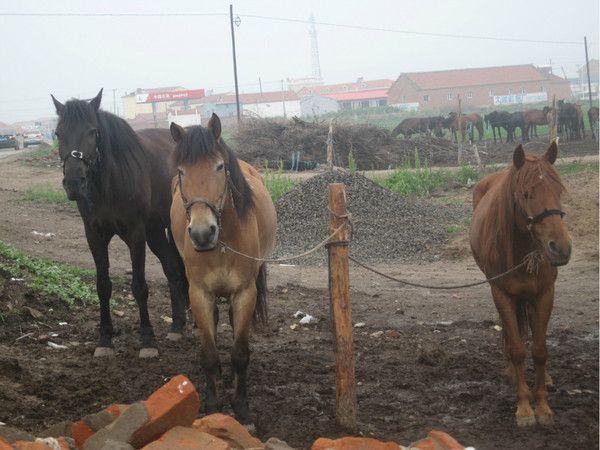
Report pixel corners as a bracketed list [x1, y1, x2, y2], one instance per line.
[392, 101, 598, 144]
[50, 90, 577, 427]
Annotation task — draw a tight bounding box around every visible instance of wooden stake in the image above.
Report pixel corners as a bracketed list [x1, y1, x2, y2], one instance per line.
[457, 94, 463, 164]
[327, 183, 357, 431]
[327, 119, 334, 171]
[549, 94, 557, 142]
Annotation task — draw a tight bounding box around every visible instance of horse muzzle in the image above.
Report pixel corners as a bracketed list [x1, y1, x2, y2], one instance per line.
[188, 224, 219, 252]
[545, 239, 572, 267]
[62, 177, 87, 201]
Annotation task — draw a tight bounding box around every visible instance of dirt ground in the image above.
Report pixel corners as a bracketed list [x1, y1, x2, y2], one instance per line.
[0, 145, 598, 450]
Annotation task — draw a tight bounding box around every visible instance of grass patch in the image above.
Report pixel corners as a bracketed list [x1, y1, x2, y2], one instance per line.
[263, 162, 296, 202]
[0, 240, 96, 305]
[23, 184, 73, 206]
[444, 224, 463, 234]
[379, 152, 481, 197]
[557, 161, 599, 177]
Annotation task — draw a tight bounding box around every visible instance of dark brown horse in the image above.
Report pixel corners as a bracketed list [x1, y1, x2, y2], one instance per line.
[391, 117, 424, 138]
[51, 89, 188, 358]
[522, 107, 551, 141]
[484, 110, 511, 143]
[470, 142, 571, 427]
[170, 115, 277, 421]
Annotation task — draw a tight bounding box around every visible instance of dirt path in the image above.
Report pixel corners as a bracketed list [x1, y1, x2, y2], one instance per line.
[0, 152, 597, 449]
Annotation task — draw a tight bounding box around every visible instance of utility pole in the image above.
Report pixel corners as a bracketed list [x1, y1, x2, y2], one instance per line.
[112, 89, 117, 115]
[229, 4, 241, 123]
[259, 77, 263, 95]
[584, 36, 594, 112]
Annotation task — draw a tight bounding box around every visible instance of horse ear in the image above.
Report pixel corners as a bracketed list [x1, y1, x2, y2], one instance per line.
[208, 113, 221, 141]
[513, 144, 525, 169]
[170, 122, 186, 143]
[90, 89, 103, 111]
[545, 140, 558, 164]
[51, 94, 64, 115]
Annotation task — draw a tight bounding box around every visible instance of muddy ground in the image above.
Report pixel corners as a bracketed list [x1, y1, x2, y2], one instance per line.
[0, 143, 598, 450]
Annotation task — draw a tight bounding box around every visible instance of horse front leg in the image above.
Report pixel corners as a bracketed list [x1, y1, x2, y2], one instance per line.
[528, 287, 555, 425]
[229, 283, 258, 422]
[491, 286, 535, 427]
[83, 223, 114, 357]
[124, 225, 157, 358]
[189, 282, 221, 413]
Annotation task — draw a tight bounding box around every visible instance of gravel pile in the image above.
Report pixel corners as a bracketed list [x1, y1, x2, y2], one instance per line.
[272, 171, 469, 265]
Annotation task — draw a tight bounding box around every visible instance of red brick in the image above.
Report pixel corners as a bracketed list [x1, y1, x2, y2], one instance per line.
[427, 431, 464, 450]
[129, 375, 200, 448]
[192, 414, 264, 449]
[141, 426, 230, 450]
[71, 421, 95, 449]
[13, 442, 48, 450]
[410, 437, 437, 450]
[0, 437, 14, 450]
[312, 436, 403, 450]
[104, 404, 129, 419]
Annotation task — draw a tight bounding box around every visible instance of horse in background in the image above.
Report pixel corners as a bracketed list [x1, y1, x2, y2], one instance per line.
[523, 107, 551, 141]
[484, 110, 511, 143]
[170, 114, 277, 421]
[51, 89, 188, 358]
[557, 100, 585, 140]
[506, 111, 526, 143]
[470, 142, 571, 427]
[391, 117, 426, 138]
[588, 106, 599, 140]
[443, 112, 484, 142]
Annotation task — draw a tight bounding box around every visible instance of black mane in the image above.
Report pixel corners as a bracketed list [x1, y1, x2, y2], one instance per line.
[173, 126, 254, 219]
[58, 99, 148, 207]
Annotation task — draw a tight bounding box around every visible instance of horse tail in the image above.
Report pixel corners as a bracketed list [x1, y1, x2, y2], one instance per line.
[254, 263, 268, 325]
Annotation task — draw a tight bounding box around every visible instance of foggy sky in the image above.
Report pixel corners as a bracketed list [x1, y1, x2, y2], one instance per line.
[0, 0, 598, 123]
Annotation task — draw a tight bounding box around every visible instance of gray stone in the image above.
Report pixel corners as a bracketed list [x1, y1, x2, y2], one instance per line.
[265, 437, 298, 450]
[83, 402, 148, 450]
[0, 425, 35, 443]
[38, 420, 73, 438]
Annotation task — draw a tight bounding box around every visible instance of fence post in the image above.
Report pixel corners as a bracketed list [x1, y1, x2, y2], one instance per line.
[327, 183, 357, 431]
[549, 94, 557, 142]
[457, 95, 463, 165]
[327, 120, 334, 171]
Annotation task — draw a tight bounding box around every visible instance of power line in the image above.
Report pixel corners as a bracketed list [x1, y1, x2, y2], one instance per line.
[1, 10, 595, 45]
[240, 14, 591, 46]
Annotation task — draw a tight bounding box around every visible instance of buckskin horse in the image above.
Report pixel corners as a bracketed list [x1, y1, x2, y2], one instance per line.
[170, 114, 277, 421]
[470, 142, 571, 427]
[51, 89, 187, 358]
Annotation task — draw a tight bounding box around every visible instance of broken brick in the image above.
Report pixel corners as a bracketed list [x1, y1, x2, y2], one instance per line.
[192, 414, 263, 449]
[427, 431, 465, 450]
[141, 426, 230, 450]
[311, 436, 403, 450]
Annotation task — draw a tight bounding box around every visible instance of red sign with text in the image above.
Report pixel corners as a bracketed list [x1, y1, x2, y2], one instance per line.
[136, 89, 205, 103]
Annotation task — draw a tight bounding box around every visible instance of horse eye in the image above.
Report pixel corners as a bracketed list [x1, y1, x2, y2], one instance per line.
[216, 163, 224, 172]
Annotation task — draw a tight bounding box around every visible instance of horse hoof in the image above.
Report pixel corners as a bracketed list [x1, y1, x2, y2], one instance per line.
[516, 414, 536, 427]
[536, 413, 554, 426]
[94, 347, 115, 358]
[139, 348, 159, 359]
[166, 332, 183, 342]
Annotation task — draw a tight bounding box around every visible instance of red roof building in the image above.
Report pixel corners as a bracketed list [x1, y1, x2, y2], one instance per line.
[387, 64, 572, 111]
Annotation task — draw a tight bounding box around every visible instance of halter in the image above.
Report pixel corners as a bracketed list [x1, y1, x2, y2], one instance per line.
[525, 208, 566, 231]
[61, 131, 101, 169]
[176, 168, 232, 226]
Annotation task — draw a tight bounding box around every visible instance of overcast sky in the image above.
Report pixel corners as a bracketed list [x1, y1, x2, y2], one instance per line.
[0, 0, 598, 123]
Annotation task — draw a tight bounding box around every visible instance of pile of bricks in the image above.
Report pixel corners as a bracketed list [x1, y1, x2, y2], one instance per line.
[0, 375, 470, 450]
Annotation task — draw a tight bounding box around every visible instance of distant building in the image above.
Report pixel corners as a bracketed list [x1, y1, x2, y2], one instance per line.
[387, 65, 572, 112]
[121, 86, 185, 120]
[300, 95, 339, 117]
[572, 59, 599, 101]
[172, 90, 301, 119]
[297, 78, 393, 99]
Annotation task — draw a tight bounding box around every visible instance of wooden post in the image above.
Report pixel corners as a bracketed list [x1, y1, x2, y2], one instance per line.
[326, 119, 334, 171]
[472, 143, 483, 172]
[327, 183, 357, 431]
[549, 94, 557, 142]
[457, 95, 463, 164]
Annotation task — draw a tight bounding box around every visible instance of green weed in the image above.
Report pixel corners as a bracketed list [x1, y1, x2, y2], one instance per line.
[263, 161, 296, 202]
[23, 184, 73, 206]
[0, 240, 96, 305]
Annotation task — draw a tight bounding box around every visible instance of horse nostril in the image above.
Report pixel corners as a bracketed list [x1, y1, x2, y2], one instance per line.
[209, 225, 216, 235]
[548, 240, 559, 254]
[187, 226, 192, 235]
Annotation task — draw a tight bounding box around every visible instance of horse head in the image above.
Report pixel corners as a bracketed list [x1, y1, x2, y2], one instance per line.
[171, 114, 253, 252]
[52, 89, 103, 201]
[511, 142, 571, 266]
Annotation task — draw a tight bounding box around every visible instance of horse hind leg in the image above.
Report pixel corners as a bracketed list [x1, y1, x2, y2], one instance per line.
[146, 225, 188, 341]
[125, 227, 158, 358]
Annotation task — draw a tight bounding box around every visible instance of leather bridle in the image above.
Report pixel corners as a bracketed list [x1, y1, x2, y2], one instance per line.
[176, 168, 232, 226]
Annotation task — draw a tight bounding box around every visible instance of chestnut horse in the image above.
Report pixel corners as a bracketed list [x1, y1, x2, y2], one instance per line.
[170, 114, 277, 421]
[443, 112, 484, 142]
[470, 142, 571, 427]
[522, 107, 551, 141]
